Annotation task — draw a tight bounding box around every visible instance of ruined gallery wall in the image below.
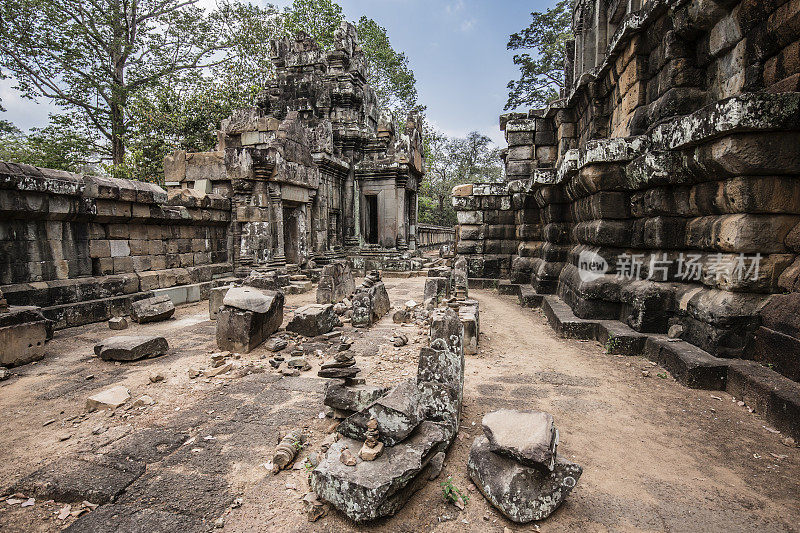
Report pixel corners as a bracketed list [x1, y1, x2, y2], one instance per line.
[0, 162, 232, 329]
[453, 0, 800, 382]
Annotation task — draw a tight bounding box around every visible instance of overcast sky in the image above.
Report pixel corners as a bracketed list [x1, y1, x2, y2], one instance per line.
[0, 0, 553, 147]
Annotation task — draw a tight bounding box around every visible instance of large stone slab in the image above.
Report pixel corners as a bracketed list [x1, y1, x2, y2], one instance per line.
[311, 421, 449, 522]
[94, 335, 169, 362]
[216, 287, 284, 353]
[468, 435, 582, 523]
[317, 260, 355, 304]
[337, 379, 422, 446]
[482, 409, 557, 470]
[130, 295, 175, 324]
[287, 303, 339, 337]
[324, 381, 389, 412]
[86, 385, 130, 410]
[14, 456, 145, 504]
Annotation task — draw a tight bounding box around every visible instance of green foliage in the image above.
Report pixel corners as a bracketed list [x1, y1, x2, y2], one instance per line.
[419, 125, 503, 226]
[0, 114, 100, 173]
[356, 16, 422, 116]
[605, 334, 621, 354]
[505, 0, 572, 110]
[0, 0, 247, 166]
[440, 476, 469, 506]
[282, 0, 344, 50]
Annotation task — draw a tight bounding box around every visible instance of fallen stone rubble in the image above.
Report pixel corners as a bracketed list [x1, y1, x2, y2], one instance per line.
[311, 306, 464, 522]
[351, 271, 390, 328]
[468, 409, 581, 523]
[216, 286, 284, 353]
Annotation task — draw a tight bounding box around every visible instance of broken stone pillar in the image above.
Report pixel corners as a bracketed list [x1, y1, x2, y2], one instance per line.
[130, 295, 175, 324]
[456, 299, 480, 355]
[351, 273, 390, 328]
[452, 256, 469, 298]
[216, 287, 285, 353]
[287, 304, 339, 337]
[317, 260, 355, 304]
[0, 306, 51, 367]
[423, 277, 450, 307]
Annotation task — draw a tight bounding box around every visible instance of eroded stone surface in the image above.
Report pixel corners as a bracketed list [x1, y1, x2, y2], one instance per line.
[94, 335, 169, 362]
[287, 304, 339, 337]
[130, 295, 175, 324]
[324, 381, 389, 412]
[216, 288, 284, 353]
[317, 261, 355, 304]
[468, 435, 582, 523]
[337, 379, 422, 446]
[482, 409, 557, 470]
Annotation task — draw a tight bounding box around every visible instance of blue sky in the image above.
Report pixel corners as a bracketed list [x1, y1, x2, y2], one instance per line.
[0, 0, 553, 147]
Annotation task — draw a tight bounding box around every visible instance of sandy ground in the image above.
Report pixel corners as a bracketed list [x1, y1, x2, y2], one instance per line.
[0, 277, 797, 532]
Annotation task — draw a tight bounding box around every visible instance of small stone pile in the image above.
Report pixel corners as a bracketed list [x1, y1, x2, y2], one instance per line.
[467, 409, 582, 523]
[318, 340, 360, 380]
[358, 417, 383, 461]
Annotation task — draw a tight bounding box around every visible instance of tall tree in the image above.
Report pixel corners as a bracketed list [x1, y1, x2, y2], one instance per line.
[355, 16, 421, 116]
[282, 0, 344, 50]
[0, 114, 100, 172]
[419, 128, 503, 226]
[505, 0, 572, 110]
[0, 0, 239, 166]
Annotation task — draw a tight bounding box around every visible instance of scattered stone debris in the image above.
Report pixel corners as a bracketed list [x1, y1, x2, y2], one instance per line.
[130, 295, 175, 324]
[468, 410, 581, 523]
[203, 362, 233, 378]
[0, 366, 9, 381]
[287, 356, 311, 371]
[149, 372, 165, 383]
[271, 430, 306, 474]
[132, 395, 155, 407]
[302, 492, 329, 522]
[391, 332, 409, 347]
[94, 335, 169, 362]
[339, 446, 358, 466]
[265, 337, 288, 352]
[86, 385, 130, 411]
[107, 316, 128, 330]
[318, 351, 360, 379]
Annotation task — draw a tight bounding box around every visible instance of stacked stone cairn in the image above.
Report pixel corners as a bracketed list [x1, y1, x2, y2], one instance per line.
[311, 306, 465, 522]
[468, 409, 582, 523]
[351, 270, 390, 328]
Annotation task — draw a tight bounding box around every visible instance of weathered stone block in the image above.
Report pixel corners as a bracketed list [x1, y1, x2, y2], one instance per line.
[94, 335, 169, 362]
[337, 379, 423, 446]
[216, 287, 284, 353]
[287, 303, 339, 337]
[130, 295, 175, 324]
[316, 260, 355, 304]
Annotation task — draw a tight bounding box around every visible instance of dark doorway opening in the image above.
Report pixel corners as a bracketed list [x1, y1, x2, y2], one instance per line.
[364, 195, 378, 245]
[283, 205, 301, 264]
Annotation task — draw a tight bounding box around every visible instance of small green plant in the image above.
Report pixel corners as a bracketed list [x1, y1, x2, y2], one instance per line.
[441, 477, 469, 509]
[605, 334, 621, 354]
[657, 372, 668, 379]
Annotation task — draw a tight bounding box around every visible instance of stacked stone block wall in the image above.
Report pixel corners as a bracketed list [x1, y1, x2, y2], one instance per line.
[0, 162, 232, 328]
[453, 0, 800, 385]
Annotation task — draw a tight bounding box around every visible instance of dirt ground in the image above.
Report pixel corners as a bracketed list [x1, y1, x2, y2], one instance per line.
[0, 276, 798, 532]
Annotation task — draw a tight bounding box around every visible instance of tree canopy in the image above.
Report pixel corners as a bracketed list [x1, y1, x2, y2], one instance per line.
[419, 128, 503, 226]
[505, 0, 572, 110]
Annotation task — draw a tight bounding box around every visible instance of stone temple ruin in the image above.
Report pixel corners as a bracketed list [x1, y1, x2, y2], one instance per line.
[452, 0, 800, 440]
[1, 2, 800, 531]
[164, 23, 427, 274]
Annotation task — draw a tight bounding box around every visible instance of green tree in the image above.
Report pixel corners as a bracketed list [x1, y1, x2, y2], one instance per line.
[419, 128, 502, 226]
[0, 115, 100, 172]
[0, 0, 241, 167]
[355, 16, 421, 116]
[282, 0, 344, 50]
[505, 0, 572, 110]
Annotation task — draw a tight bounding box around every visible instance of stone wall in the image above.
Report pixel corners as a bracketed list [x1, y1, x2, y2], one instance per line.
[416, 224, 455, 250]
[0, 162, 232, 329]
[452, 0, 800, 386]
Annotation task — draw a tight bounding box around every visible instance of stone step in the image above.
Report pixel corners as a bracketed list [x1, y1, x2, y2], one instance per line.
[497, 281, 521, 296]
[467, 278, 501, 290]
[531, 293, 800, 440]
[518, 285, 543, 308]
